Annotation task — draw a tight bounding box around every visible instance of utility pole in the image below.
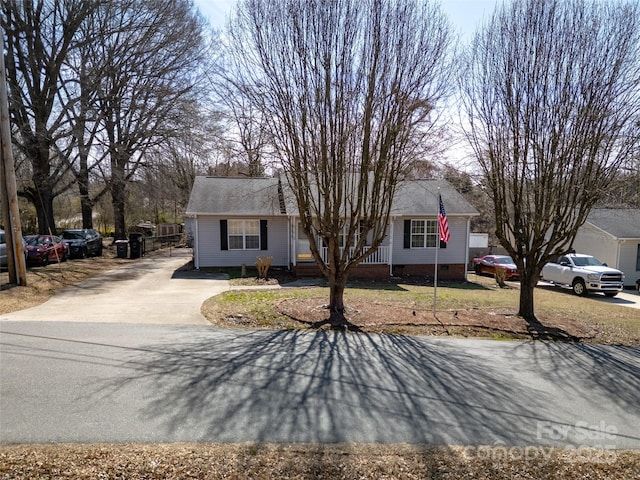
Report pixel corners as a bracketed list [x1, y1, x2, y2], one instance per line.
[0, 34, 27, 286]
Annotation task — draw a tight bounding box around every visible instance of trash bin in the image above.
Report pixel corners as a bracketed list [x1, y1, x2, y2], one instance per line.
[115, 240, 128, 259]
[129, 233, 144, 259]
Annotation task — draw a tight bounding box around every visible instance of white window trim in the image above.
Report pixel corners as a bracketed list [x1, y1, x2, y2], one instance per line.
[411, 219, 438, 249]
[228, 219, 260, 250]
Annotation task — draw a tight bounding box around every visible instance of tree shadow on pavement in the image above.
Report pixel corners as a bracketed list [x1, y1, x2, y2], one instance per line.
[95, 329, 638, 451]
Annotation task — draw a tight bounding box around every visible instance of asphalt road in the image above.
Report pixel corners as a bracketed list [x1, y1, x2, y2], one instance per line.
[1, 321, 639, 448]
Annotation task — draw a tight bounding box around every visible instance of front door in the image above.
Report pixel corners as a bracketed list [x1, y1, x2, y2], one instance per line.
[296, 223, 314, 263]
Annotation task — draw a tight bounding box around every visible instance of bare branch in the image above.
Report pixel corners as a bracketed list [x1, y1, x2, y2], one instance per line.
[460, 0, 640, 322]
[224, 0, 455, 321]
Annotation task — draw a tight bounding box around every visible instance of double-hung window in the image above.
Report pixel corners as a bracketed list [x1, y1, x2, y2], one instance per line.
[337, 221, 368, 248]
[228, 219, 260, 250]
[411, 219, 438, 248]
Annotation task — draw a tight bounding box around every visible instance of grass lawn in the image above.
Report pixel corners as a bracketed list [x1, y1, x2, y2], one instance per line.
[203, 273, 640, 345]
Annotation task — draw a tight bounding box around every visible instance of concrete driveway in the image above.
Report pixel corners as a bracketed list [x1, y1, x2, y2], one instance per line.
[536, 280, 640, 309]
[0, 248, 229, 324]
[598, 290, 640, 309]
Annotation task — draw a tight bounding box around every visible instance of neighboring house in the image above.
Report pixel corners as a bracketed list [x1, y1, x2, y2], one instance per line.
[571, 209, 640, 288]
[185, 176, 478, 280]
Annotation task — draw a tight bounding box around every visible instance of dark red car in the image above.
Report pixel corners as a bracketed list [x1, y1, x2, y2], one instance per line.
[24, 235, 70, 265]
[473, 254, 519, 280]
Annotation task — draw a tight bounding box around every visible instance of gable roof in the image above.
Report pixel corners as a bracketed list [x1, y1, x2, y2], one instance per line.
[586, 209, 640, 240]
[391, 179, 479, 216]
[185, 177, 286, 216]
[185, 176, 478, 217]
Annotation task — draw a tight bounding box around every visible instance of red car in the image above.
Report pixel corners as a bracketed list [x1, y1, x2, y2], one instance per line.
[24, 235, 70, 265]
[473, 254, 519, 280]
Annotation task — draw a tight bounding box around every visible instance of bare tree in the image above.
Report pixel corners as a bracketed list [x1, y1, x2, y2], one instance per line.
[81, 0, 210, 239]
[461, 0, 640, 324]
[2, 0, 99, 234]
[441, 165, 495, 237]
[211, 76, 270, 177]
[226, 0, 454, 326]
[141, 104, 221, 224]
[55, 4, 111, 230]
[598, 156, 640, 208]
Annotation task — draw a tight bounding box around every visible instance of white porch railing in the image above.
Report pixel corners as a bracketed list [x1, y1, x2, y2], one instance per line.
[320, 245, 390, 265]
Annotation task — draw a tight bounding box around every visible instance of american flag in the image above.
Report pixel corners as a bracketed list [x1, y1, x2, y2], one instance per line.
[438, 194, 450, 243]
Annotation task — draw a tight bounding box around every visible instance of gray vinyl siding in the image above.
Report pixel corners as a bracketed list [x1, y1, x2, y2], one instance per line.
[571, 223, 617, 267]
[195, 215, 289, 268]
[390, 216, 468, 265]
[619, 242, 640, 287]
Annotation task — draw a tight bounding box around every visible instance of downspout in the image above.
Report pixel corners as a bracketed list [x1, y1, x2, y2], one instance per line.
[194, 215, 199, 270]
[616, 238, 623, 286]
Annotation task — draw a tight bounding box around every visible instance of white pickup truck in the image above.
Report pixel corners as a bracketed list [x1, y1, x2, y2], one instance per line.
[540, 253, 625, 297]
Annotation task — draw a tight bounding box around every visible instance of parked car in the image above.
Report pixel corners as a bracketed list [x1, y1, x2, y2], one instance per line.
[60, 229, 103, 258]
[540, 253, 624, 297]
[473, 254, 519, 280]
[0, 229, 28, 270]
[24, 234, 69, 265]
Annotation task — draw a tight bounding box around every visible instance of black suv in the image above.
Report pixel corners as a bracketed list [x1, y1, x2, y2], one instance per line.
[60, 229, 103, 258]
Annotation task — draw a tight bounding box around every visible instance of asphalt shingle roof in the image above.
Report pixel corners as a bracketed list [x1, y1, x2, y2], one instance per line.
[391, 179, 479, 216]
[185, 177, 285, 216]
[186, 176, 478, 217]
[586, 209, 640, 239]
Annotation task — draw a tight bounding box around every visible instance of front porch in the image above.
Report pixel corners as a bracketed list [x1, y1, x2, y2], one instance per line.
[319, 245, 390, 265]
[294, 245, 391, 279]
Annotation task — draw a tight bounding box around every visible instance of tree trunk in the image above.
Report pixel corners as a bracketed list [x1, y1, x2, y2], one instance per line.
[76, 100, 93, 229]
[328, 271, 348, 327]
[111, 157, 127, 239]
[30, 184, 56, 235]
[518, 270, 540, 325]
[80, 192, 94, 229]
[31, 139, 58, 235]
[79, 160, 94, 229]
[111, 178, 126, 240]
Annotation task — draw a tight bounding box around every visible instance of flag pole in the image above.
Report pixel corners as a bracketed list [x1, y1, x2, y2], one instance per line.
[433, 188, 440, 317]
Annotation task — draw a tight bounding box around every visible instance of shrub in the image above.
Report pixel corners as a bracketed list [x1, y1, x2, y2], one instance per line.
[256, 256, 272, 279]
[494, 267, 507, 288]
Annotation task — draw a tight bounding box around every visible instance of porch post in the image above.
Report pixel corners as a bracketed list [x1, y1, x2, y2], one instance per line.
[291, 219, 297, 267]
[388, 219, 394, 276]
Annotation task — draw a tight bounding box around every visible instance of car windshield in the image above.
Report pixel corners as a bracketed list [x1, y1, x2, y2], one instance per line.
[61, 231, 84, 239]
[572, 256, 603, 267]
[26, 236, 44, 246]
[495, 257, 514, 265]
